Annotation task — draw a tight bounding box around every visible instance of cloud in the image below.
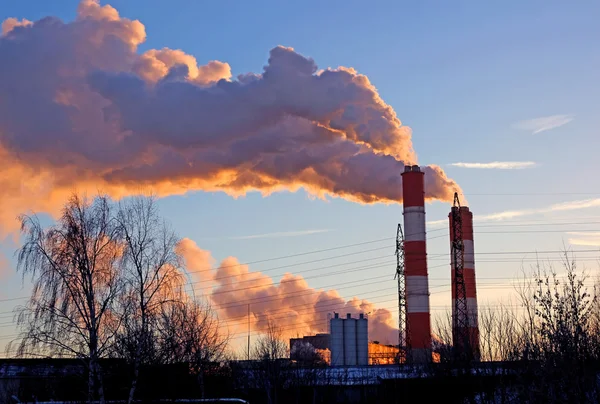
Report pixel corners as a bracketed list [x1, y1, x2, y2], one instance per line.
[568, 238, 600, 247]
[449, 161, 537, 170]
[478, 198, 600, 222]
[548, 199, 600, 212]
[426, 219, 447, 227]
[0, 0, 461, 234]
[175, 237, 398, 344]
[210, 257, 398, 344]
[176, 237, 215, 284]
[513, 114, 574, 134]
[427, 198, 600, 227]
[566, 231, 600, 247]
[1, 18, 32, 35]
[566, 232, 600, 236]
[230, 229, 332, 240]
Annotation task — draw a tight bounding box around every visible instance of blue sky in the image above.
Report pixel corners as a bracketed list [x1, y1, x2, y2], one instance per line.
[1, 0, 599, 350]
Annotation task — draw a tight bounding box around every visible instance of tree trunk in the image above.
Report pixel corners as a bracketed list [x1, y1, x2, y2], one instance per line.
[96, 360, 106, 404]
[128, 288, 147, 404]
[198, 369, 205, 399]
[88, 359, 95, 403]
[87, 354, 106, 404]
[128, 359, 140, 404]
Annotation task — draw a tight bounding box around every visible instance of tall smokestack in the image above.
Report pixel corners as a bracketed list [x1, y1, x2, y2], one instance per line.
[449, 205, 480, 360]
[401, 165, 432, 363]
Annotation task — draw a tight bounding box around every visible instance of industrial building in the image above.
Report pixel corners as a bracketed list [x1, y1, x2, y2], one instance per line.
[290, 313, 400, 366]
[368, 342, 400, 365]
[289, 333, 331, 363]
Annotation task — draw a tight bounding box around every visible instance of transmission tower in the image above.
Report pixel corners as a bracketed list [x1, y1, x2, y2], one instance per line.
[451, 192, 471, 361]
[394, 223, 409, 364]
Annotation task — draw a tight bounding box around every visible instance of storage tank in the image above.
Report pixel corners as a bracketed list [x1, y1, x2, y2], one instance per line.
[356, 313, 369, 366]
[343, 313, 357, 366]
[329, 313, 344, 366]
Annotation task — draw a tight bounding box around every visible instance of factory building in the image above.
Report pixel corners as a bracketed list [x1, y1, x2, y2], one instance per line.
[290, 333, 331, 364]
[368, 342, 400, 365]
[290, 313, 402, 366]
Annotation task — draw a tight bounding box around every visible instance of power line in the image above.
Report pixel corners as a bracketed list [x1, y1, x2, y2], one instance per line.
[0, 244, 597, 307]
[466, 192, 600, 196]
[2, 276, 600, 343]
[3, 269, 599, 326]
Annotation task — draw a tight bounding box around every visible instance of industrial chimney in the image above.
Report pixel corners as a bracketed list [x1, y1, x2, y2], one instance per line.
[449, 204, 480, 361]
[401, 165, 432, 363]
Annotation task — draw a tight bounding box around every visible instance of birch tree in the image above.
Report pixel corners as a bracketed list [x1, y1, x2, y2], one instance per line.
[12, 194, 123, 403]
[113, 195, 185, 404]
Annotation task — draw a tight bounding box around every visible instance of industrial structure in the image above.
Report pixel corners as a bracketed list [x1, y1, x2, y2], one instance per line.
[290, 333, 331, 363]
[396, 165, 480, 364]
[292, 165, 480, 368]
[330, 313, 369, 366]
[290, 326, 399, 366]
[449, 195, 480, 360]
[368, 342, 401, 365]
[400, 165, 432, 363]
[395, 224, 406, 364]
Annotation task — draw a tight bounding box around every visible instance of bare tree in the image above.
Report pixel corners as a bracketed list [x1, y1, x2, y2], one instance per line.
[113, 195, 185, 404]
[494, 252, 600, 403]
[155, 298, 228, 398]
[10, 194, 123, 403]
[252, 320, 289, 404]
[514, 264, 540, 359]
[432, 310, 453, 363]
[10, 193, 230, 403]
[253, 320, 289, 361]
[479, 306, 496, 362]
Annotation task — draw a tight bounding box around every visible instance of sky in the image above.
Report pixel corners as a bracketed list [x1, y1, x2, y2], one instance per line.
[0, 0, 599, 354]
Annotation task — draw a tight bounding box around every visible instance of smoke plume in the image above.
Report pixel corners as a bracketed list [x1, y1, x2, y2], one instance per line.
[179, 238, 398, 344]
[0, 0, 460, 232]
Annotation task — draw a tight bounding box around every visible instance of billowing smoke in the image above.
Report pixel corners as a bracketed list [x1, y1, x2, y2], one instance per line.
[0, 0, 460, 233]
[179, 238, 398, 345]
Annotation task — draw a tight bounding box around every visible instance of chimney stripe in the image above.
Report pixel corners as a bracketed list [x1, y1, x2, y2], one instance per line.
[401, 166, 432, 362]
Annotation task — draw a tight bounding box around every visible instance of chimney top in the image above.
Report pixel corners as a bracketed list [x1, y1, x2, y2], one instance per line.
[346, 313, 352, 319]
[334, 313, 339, 319]
[403, 165, 422, 174]
[359, 313, 364, 319]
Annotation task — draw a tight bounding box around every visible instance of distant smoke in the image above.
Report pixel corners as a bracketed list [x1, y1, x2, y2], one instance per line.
[179, 238, 398, 344]
[0, 0, 460, 232]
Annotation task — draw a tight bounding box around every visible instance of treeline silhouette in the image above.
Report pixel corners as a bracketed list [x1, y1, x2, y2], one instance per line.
[5, 194, 227, 404]
[432, 251, 600, 403]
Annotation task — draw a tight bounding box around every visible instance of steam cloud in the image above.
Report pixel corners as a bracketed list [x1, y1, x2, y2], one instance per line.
[0, 0, 460, 232]
[178, 238, 398, 344]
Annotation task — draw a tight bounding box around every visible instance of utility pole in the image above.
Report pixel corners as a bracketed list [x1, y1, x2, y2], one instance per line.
[247, 303, 250, 361]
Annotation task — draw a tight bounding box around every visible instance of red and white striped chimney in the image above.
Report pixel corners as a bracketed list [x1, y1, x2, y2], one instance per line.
[449, 206, 480, 360]
[401, 165, 432, 363]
